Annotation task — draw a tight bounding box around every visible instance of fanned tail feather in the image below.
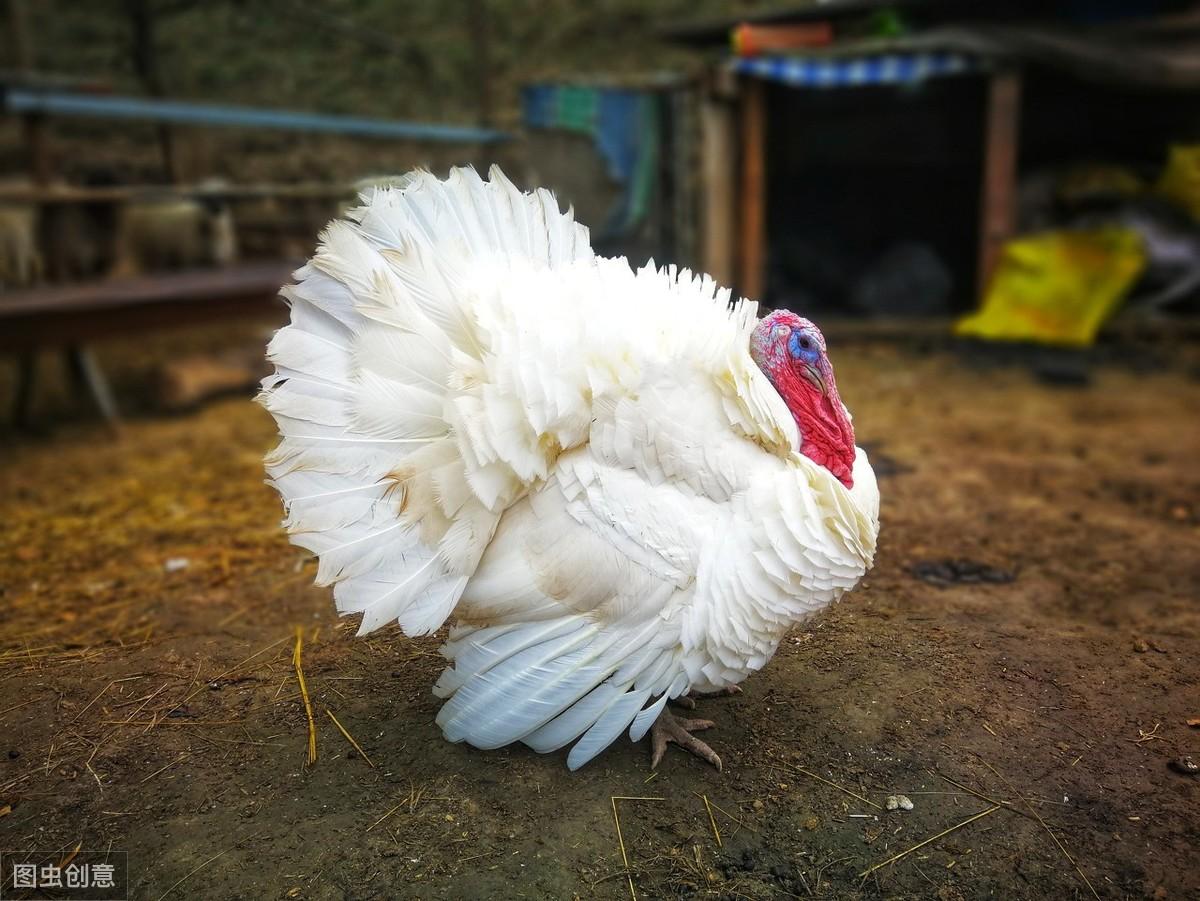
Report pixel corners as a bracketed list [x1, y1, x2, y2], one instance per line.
[260, 166, 593, 638]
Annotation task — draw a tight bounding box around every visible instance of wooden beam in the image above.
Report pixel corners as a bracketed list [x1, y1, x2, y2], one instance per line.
[0, 183, 355, 204]
[738, 77, 767, 302]
[0, 261, 295, 351]
[977, 68, 1021, 299]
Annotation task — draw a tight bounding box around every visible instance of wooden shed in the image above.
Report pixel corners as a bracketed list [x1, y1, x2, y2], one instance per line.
[666, 0, 1200, 314]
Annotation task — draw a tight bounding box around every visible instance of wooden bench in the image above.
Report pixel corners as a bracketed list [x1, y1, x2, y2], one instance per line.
[1, 260, 297, 425]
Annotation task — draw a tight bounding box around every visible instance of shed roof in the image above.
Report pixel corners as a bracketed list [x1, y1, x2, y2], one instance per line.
[663, 4, 1200, 90]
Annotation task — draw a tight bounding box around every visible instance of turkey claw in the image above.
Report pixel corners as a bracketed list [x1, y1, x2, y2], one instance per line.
[650, 709, 722, 772]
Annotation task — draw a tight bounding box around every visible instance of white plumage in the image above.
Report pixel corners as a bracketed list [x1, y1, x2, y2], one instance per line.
[260, 166, 879, 769]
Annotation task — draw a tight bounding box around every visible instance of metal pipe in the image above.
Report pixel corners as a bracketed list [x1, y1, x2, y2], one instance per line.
[4, 88, 510, 143]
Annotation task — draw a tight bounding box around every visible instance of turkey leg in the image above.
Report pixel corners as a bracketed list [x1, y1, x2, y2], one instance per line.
[649, 685, 741, 769]
[650, 709, 722, 771]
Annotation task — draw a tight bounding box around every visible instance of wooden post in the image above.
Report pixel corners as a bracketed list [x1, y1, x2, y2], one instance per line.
[738, 77, 767, 302]
[467, 0, 492, 128]
[700, 95, 736, 289]
[127, 0, 180, 183]
[977, 69, 1021, 299]
[6, 0, 52, 185]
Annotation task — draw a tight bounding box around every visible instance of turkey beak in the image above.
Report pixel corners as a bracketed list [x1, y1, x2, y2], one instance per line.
[802, 363, 827, 395]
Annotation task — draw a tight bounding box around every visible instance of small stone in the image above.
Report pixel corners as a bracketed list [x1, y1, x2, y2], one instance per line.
[885, 794, 914, 811]
[7, 750, 19, 760]
[1132, 638, 1149, 653]
[752, 799, 764, 811]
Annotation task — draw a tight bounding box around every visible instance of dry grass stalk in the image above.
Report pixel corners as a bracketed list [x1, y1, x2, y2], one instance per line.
[701, 794, 722, 847]
[932, 769, 1042, 827]
[101, 719, 242, 727]
[293, 627, 317, 766]
[140, 752, 191, 784]
[82, 681, 172, 767]
[0, 696, 44, 718]
[611, 796, 664, 901]
[57, 843, 82, 869]
[85, 761, 105, 794]
[325, 708, 374, 768]
[611, 797, 635, 901]
[157, 634, 291, 726]
[153, 831, 260, 901]
[697, 795, 758, 835]
[777, 762, 884, 810]
[1129, 723, 1161, 744]
[979, 758, 1100, 900]
[859, 805, 1001, 878]
[74, 675, 146, 723]
[366, 801, 405, 833]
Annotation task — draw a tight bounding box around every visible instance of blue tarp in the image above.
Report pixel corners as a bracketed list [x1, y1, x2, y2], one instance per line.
[522, 84, 659, 238]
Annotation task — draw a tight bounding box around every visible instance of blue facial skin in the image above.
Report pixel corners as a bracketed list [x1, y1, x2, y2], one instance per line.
[788, 330, 821, 366]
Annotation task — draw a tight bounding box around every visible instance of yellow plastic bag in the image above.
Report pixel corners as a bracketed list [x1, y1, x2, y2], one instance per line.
[1156, 144, 1200, 220]
[955, 228, 1145, 346]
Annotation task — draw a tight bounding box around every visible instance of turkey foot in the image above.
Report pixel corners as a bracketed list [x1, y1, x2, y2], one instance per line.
[669, 685, 742, 711]
[650, 709, 722, 771]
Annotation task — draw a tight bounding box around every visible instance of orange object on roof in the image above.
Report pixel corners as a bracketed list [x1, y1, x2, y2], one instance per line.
[732, 22, 834, 57]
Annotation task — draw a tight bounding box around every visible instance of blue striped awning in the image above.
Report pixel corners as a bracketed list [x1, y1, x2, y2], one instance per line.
[732, 52, 980, 89]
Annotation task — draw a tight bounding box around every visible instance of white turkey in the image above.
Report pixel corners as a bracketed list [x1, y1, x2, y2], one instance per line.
[259, 166, 879, 771]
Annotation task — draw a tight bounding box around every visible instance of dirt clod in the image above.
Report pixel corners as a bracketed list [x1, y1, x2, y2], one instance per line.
[911, 559, 1016, 587]
[1167, 756, 1198, 776]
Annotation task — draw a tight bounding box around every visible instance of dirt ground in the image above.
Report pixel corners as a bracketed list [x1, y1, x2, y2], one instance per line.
[1, 332, 1198, 900]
